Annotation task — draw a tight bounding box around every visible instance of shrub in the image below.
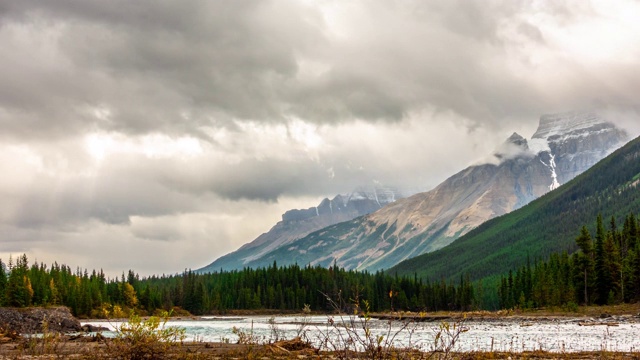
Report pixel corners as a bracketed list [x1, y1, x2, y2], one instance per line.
[105, 311, 186, 360]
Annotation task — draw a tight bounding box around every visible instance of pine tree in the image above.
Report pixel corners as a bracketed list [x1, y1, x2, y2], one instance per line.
[575, 226, 594, 304]
[5, 255, 33, 307]
[594, 214, 610, 305]
[0, 259, 7, 306]
[603, 232, 621, 303]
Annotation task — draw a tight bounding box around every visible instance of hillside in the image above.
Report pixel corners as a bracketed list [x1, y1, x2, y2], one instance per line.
[389, 134, 640, 282]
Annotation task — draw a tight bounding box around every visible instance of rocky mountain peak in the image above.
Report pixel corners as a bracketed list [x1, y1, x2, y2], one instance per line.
[198, 184, 410, 272]
[494, 132, 529, 160]
[507, 132, 527, 146]
[530, 112, 627, 186]
[281, 186, 405, 222]
[532, 112, 611, 140]
[198, 111, 630, 274]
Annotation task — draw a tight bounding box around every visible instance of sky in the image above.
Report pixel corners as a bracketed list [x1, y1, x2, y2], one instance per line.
[2, 0, 640, 277]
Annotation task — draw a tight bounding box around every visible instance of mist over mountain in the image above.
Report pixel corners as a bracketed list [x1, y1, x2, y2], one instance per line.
[390, 131, 640, 283]
[209, 112, 627, 272]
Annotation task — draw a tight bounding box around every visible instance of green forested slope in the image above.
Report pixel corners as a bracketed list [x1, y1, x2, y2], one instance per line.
[390, 135, 640, 282]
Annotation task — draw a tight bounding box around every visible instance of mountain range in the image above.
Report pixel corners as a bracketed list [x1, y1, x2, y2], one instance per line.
[199, 112, 627, 273]
[198, 186, 412, 272]
[390, 130, 640, 283]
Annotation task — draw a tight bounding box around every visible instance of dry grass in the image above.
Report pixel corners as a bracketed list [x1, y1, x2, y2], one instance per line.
[1, 338, 639, 359]
[369, 302, 640, 322]
[2, 303, 639, 359]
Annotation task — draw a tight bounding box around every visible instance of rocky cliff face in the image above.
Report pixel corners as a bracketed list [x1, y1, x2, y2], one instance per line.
[534, 112, 625, 185]
[197, 186, 409, 272]
[238, 112, 627, 271]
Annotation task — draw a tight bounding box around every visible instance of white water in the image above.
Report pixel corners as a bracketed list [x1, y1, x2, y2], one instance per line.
[83, 315, 640, 353]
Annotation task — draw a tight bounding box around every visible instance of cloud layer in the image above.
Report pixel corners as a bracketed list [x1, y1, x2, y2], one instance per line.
[1, 0, 639, 275]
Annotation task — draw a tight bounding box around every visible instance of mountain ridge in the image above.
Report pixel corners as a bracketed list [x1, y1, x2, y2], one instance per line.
[222, 112, 627, 272]
[198, 185, 411, 272]
[389, 132, 640, 282]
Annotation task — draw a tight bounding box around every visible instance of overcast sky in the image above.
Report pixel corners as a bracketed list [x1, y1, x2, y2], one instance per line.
[2, 0, 640, 277]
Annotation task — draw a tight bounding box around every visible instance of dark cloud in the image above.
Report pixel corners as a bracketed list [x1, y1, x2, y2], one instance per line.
[2, 0, 639, 141]
[0, 0, 324, 139]
[1, 0, 640, 275]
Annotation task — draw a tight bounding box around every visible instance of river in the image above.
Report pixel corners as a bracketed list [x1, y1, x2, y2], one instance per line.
[82, 314, 640, 353]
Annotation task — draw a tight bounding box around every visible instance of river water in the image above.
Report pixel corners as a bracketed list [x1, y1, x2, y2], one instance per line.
[82, 314, 640, 353]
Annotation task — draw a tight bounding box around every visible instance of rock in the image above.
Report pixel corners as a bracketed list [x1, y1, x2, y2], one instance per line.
[0, 307, 81, 334]
[81, 324, 110, 332]
[600, 313, 612, 319]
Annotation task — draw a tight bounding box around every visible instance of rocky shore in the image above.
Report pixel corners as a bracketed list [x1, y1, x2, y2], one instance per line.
[0, 307, 81, 334]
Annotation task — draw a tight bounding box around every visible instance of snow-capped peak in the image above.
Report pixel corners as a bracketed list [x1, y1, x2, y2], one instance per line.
[532, 112, 606, 140]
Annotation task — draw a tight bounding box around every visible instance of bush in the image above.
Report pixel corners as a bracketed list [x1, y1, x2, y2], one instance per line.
[105, 311, 186, 360]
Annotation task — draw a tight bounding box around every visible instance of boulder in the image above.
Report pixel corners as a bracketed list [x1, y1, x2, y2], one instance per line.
[0, 307, 81, 334]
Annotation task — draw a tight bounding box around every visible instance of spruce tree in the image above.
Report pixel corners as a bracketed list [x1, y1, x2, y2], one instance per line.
[5, 255, 33, 307]
[603, 232, 621, 303]
[594, 214, 610, 305]
[575, 225, 594, 304]
[0, 259, 6, 306]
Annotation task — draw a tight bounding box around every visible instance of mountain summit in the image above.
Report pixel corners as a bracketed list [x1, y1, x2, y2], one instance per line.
[390, 130, 640, 283]
[214, 112, 627, 272]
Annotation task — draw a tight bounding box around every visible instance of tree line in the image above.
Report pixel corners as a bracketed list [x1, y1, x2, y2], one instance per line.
[499, 213, 640, 309]
[0, 256, 477, 317]
[6, 212, 636, 316]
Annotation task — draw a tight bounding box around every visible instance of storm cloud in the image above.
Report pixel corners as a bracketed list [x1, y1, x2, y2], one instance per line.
[1, 0, 639, 275]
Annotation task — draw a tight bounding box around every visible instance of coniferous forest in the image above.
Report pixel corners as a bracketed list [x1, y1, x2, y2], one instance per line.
[499, 213, 640, 309]
[2, 212, 639, 318]
[0, 256, 475, 318]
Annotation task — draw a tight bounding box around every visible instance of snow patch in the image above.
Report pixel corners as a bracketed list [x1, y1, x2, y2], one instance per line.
[308, 241, 325, 251]
[539, 152, 561, 191]
[548, 127, 616, 144]
[548, 154, 560, 190]
[533, 112, 604, 140]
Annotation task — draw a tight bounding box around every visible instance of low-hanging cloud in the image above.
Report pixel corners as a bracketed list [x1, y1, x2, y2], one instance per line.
[1, 0, 640, 275]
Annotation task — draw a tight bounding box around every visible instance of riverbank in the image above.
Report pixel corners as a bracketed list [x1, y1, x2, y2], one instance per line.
[2, 304, 640, 358]
[1, 336, 639, 359]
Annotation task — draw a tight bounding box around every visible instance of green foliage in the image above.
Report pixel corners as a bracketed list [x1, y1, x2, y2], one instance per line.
[498, 212, 640, 309]
[106, 311, 186, 360]
[5, 255, 34, 307]
[0, 254, 475, 316]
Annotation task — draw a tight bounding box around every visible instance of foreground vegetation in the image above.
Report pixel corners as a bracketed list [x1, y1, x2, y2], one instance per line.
[1, 308, 639, 359]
